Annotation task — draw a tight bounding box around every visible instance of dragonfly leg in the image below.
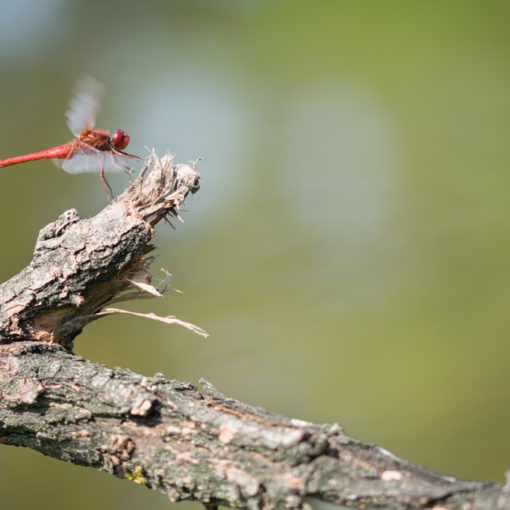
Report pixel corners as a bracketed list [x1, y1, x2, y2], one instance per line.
[110, 152, 134, 184]
[99, 163, 113, 200]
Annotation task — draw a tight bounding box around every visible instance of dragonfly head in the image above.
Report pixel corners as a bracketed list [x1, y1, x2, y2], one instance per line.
[110, 129, 130, 150]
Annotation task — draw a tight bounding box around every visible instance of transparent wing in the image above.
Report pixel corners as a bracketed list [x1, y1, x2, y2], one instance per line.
[54, 144, 134, 175]
[66, 75, 105, 136]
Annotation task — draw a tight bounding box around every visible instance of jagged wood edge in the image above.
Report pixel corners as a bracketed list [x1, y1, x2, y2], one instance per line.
[0, 152, 202, 348]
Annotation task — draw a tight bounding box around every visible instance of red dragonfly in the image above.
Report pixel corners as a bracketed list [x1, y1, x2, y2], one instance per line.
[0, 76, 139, 199]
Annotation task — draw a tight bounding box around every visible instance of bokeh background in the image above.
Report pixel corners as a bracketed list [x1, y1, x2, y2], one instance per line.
[1, 1, 510, 508]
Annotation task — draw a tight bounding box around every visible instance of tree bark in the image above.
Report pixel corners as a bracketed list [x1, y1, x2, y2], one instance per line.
[0, 154, 507, 509]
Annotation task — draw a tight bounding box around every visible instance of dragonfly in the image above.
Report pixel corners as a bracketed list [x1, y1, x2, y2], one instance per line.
[0, 75, 139, 199]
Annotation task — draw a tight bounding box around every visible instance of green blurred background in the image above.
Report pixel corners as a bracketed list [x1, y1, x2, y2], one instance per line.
[1, 1, 509, 508]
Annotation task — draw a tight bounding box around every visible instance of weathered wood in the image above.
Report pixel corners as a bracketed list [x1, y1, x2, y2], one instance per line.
[0, 153, 506, 509]
[0, 342, 503, 510]
[0, 153, 202, 347]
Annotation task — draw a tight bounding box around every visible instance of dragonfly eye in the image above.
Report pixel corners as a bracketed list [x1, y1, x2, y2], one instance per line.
[110, 129, 130, 150]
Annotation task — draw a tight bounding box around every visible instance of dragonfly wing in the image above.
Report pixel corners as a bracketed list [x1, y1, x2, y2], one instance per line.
[60, 145, 134, 175]
[66, 75, 105, 136]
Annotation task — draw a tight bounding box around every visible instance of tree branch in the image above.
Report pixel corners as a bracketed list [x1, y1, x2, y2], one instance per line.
[0, 152, 204, 348]
[0, 154, 507, 509]
[0, 342, 506, 509]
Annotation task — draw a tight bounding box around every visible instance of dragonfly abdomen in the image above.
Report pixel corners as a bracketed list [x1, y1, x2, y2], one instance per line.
[0, 144, 72, 168]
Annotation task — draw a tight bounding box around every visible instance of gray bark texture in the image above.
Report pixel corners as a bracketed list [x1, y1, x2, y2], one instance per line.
[0, 154, 508, 510]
